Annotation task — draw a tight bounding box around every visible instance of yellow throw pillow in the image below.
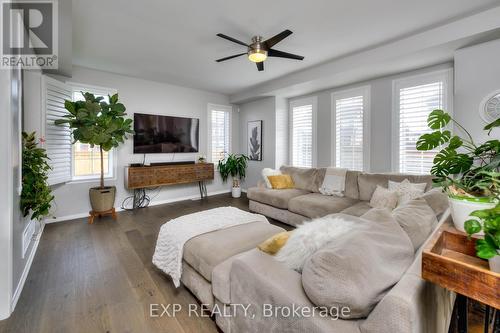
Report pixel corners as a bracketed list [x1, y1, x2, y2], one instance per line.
[257, 231, 291, 255]
[267, 174, 295, 189]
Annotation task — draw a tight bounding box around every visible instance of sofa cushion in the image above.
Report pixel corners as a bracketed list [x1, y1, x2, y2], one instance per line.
[392, 198, 437, 251]
[358, 173, 433, 201]
[339, 201, 372, 217]
[246, 187, 310, 209]
[301, 214, 414, 319]
[280, 165, 325, 192]
[183, 222, 284, 281]
[288, 193, 359, 218]
[419, 187, 449, 218]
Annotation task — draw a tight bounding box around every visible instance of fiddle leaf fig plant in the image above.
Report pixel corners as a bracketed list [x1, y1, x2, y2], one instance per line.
[218, 154, 249, 187]
[21, 132, 54, 221]
[55, 92, 134, 188]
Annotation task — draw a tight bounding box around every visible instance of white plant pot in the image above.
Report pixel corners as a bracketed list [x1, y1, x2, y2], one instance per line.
[232, 186, 241, 198]
[448, 197, 496, 233]
[489, 256, 500, 273]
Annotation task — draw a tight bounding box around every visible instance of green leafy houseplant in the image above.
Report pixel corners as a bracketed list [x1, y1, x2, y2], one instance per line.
[464, 204, 500, 260]
[56, 92, 133, 213]
[416, 109, 499, 199]
[218, 154, 249, 196]
[55, 92, 134, 189]
[21, 132, 54, 221]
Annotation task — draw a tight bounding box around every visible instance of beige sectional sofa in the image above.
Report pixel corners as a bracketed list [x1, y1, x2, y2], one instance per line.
[179, 166, 454, 333]
[247, 165, 435, 226]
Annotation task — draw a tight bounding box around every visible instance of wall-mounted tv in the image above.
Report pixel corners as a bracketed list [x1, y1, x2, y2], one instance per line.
[133, 113, 199, 154]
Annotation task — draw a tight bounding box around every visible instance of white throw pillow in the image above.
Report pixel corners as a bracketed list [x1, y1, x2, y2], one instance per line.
[261, 168, 281, 189]
[369, 185, 398, 210]
[274, 215, 356, 272]
[388, 179, 427, 206]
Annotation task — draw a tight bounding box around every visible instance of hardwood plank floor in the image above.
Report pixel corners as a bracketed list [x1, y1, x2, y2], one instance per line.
[0, 193, 286, 333]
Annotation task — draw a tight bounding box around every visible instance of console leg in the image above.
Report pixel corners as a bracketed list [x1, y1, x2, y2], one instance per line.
[456, 294, 468, 333]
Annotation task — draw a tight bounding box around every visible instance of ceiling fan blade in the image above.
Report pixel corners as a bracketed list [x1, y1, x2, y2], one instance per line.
[264, 30, 293, 48]
[256, 61, 264, 71]
[268, 49, 304, 60]
[215, 53, 247, 62]
[216, 33, 249, 47]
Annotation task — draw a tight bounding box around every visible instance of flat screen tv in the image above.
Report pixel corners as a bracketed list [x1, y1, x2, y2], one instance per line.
[133, 113, 199, 153]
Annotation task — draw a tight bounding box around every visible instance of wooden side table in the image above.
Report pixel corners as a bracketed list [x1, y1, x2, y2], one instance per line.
[422, 217, 499, 332]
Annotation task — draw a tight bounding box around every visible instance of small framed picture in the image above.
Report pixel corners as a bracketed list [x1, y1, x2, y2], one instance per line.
[247, 120, 262, 161]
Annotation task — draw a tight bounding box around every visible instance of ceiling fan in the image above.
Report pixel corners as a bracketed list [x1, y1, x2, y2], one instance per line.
[215, 29, 304, 71]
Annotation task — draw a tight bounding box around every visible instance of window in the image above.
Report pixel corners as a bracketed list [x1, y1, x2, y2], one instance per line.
[332, 87, 370, 171]
[290, 97, 317, 167]
[208, 104, 232, 162]
[71, 85, 116, 181]
[393, 69, 452, 174]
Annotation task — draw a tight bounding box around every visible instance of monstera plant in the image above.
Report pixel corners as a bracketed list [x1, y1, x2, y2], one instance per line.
[55, 92, 133, 213]
[416, 110, 499, 269]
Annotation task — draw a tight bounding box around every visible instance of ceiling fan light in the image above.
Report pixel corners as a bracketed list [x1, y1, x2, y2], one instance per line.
[248, 49, 267, 63]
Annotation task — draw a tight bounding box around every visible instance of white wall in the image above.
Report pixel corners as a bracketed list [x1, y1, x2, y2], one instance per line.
[455, 39, 500, 143]
[238, 97, 276, 188]
[0, 68, 14, 320]
[289, 63, 453, 172]
[25, 66, 236, 220]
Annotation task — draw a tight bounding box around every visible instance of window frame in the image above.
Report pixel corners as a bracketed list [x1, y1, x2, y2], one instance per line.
[289, 96, 318, 168]
[207, 103, 232, 163]
[68, 82, 118, 183]
[391, 68, 453, 173]
[331, 85, 371, 171]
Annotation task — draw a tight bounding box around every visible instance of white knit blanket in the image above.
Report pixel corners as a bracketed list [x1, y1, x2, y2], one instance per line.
[319, 167, 347, 196]
[152, 207, 268, 287]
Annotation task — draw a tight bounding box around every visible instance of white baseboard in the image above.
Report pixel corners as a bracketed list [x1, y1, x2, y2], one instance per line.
[45, 189, 232, 224]
[11, 222, 44, 311]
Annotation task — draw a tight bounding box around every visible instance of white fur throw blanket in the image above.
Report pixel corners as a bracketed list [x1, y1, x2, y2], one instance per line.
[152, 207, 268, 287]
[275, 215, 357, 271]
[319, 167, 347, 196]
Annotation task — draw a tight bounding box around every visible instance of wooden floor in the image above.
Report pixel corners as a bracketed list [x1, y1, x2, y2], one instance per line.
[0, 193, 283, 333]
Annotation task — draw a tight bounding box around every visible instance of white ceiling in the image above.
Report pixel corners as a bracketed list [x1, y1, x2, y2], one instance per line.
[72, 0, 500, 96]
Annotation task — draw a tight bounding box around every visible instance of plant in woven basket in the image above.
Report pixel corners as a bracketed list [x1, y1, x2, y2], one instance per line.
[21, 132, 54, 221]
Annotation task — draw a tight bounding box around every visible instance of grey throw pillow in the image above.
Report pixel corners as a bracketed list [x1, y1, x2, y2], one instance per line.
[392, 198, 437, 251]
[369, 185, 398, 210]
[301, 216, 414, 319]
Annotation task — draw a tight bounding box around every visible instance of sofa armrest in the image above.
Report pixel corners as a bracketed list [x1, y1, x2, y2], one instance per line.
[361, 214, 455, 333]
[229, 249, 361, 333]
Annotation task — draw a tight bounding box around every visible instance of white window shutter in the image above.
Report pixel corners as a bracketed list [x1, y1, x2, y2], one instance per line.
[335, 95, 364, 171]
[42, 76, 72, 185]
[208, 104, 232, 162]
[399, 81, 444, 174]
[291, 104, 313, 167]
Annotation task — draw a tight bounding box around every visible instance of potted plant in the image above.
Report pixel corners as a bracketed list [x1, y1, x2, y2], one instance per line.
[416, 109, 499, 232]
[20, 132, 54, 224]
[218, 154, 249, 198]
[464, 203, 500, 272]
[55, 92, 133, 213]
